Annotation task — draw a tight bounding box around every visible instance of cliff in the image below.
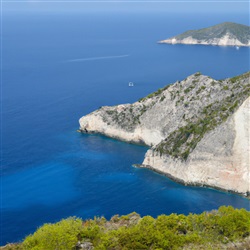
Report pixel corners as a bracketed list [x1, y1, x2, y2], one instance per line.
[158, 22, 250, 47]
[79, 72, 250, 196]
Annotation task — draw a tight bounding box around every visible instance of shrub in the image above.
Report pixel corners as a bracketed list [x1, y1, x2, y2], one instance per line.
[194, 72, 201, 77]
[22, 217, 82, 250]
[11, 207, 250, 250]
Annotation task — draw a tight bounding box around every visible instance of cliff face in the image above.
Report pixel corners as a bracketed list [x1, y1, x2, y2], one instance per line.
[158, 22, 250, 47]
[79, 72, 250, 196]
[142, 97, 250, 195]
[159, 35, 250, 47]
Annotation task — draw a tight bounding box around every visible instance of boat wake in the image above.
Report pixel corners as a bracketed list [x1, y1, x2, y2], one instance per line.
[65, 54, 129, 63]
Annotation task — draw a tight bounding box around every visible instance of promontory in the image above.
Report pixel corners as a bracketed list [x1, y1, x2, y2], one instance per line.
[79, 72, 250, 196]
[158, 22, 250, 47]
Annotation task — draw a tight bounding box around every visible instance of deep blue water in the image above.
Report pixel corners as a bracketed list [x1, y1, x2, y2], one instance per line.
[1, 11, 250, 245]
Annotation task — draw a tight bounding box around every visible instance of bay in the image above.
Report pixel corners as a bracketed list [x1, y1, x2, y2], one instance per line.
[1, 11, 250, 245]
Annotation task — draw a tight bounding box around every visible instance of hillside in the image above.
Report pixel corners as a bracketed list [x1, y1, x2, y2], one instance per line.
[79, 72, 250, 196]
[2, 206, 250, 249]
[158, 22, 250, 46]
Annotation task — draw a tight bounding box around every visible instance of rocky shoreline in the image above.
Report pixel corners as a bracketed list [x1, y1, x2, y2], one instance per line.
[79, 72, 250, 196]
[158, 36, 250, 47]
[134, 164, 250, 198]
[158, 22, 250, 47]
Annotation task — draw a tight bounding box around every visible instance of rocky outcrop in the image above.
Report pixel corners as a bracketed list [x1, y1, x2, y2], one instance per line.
[159, 34, 250, 47]
[79, 72, 250, 196]
[158, 22, 250, 47]
[142, 97, 250, 195]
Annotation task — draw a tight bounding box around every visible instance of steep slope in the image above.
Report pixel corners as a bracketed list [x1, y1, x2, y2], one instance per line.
[143, 96, 250, 195]
[79, 72, 250, 195]
[158, 22, 250, 47]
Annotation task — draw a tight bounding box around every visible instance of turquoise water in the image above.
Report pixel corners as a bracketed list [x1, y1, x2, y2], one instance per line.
[1, 12, 250, 244]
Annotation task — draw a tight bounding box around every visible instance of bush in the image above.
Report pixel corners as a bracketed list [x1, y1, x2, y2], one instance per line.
[22, 217, 82, 250]
[217, 206, 250, 240]
[8, 207, 249, 250]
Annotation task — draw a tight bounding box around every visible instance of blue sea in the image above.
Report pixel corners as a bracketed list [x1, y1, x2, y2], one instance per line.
[1, 10, 250, 245]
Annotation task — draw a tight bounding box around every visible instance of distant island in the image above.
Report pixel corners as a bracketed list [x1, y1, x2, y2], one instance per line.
[79, 72, 250, 196]
[158, 22, 250, 47]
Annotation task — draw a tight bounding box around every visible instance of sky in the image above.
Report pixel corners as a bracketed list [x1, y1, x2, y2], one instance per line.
[2, 0, 250, 15]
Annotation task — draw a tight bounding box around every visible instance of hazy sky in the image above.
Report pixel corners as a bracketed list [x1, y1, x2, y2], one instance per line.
[2, 0, 250, 15]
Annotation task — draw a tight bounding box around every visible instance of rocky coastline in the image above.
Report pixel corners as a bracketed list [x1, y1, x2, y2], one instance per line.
[158, 35, 250, 47]
[158, 22, 250, 47]
[134, 163, 250, 198]
[79, 72, 250, 196]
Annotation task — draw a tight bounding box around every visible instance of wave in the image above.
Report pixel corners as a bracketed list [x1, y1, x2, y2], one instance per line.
[65, 54, 129, 62]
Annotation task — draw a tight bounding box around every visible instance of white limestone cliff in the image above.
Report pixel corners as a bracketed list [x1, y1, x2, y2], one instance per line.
[142, 97, 250, 195]
[79, 72, 250, 196]
[159, 33, 250, 47]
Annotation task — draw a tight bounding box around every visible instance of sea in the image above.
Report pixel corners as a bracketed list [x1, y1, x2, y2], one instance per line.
[1, 10, 250, 245]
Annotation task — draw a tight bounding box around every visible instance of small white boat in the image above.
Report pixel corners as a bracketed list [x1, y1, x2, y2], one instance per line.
[236, 46, 240, 50]
[128, 82, 134, 87]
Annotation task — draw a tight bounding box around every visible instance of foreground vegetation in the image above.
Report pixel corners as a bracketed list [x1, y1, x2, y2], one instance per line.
[3, 206, 250, 250]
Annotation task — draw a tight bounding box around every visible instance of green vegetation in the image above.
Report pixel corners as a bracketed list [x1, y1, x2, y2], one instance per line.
[194, 72, 201, 77]
[184, 85, 195, 94]
[22, 218, 82, 250]
[103, 106, 142, 132]
[230, 71, 250, 83]
[196, 85, 206, 95]
[173, 22, 250, 45]
[160, 95, 165, 102]
[4, 206, 250, 250]
[138, 84, 170, 102]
